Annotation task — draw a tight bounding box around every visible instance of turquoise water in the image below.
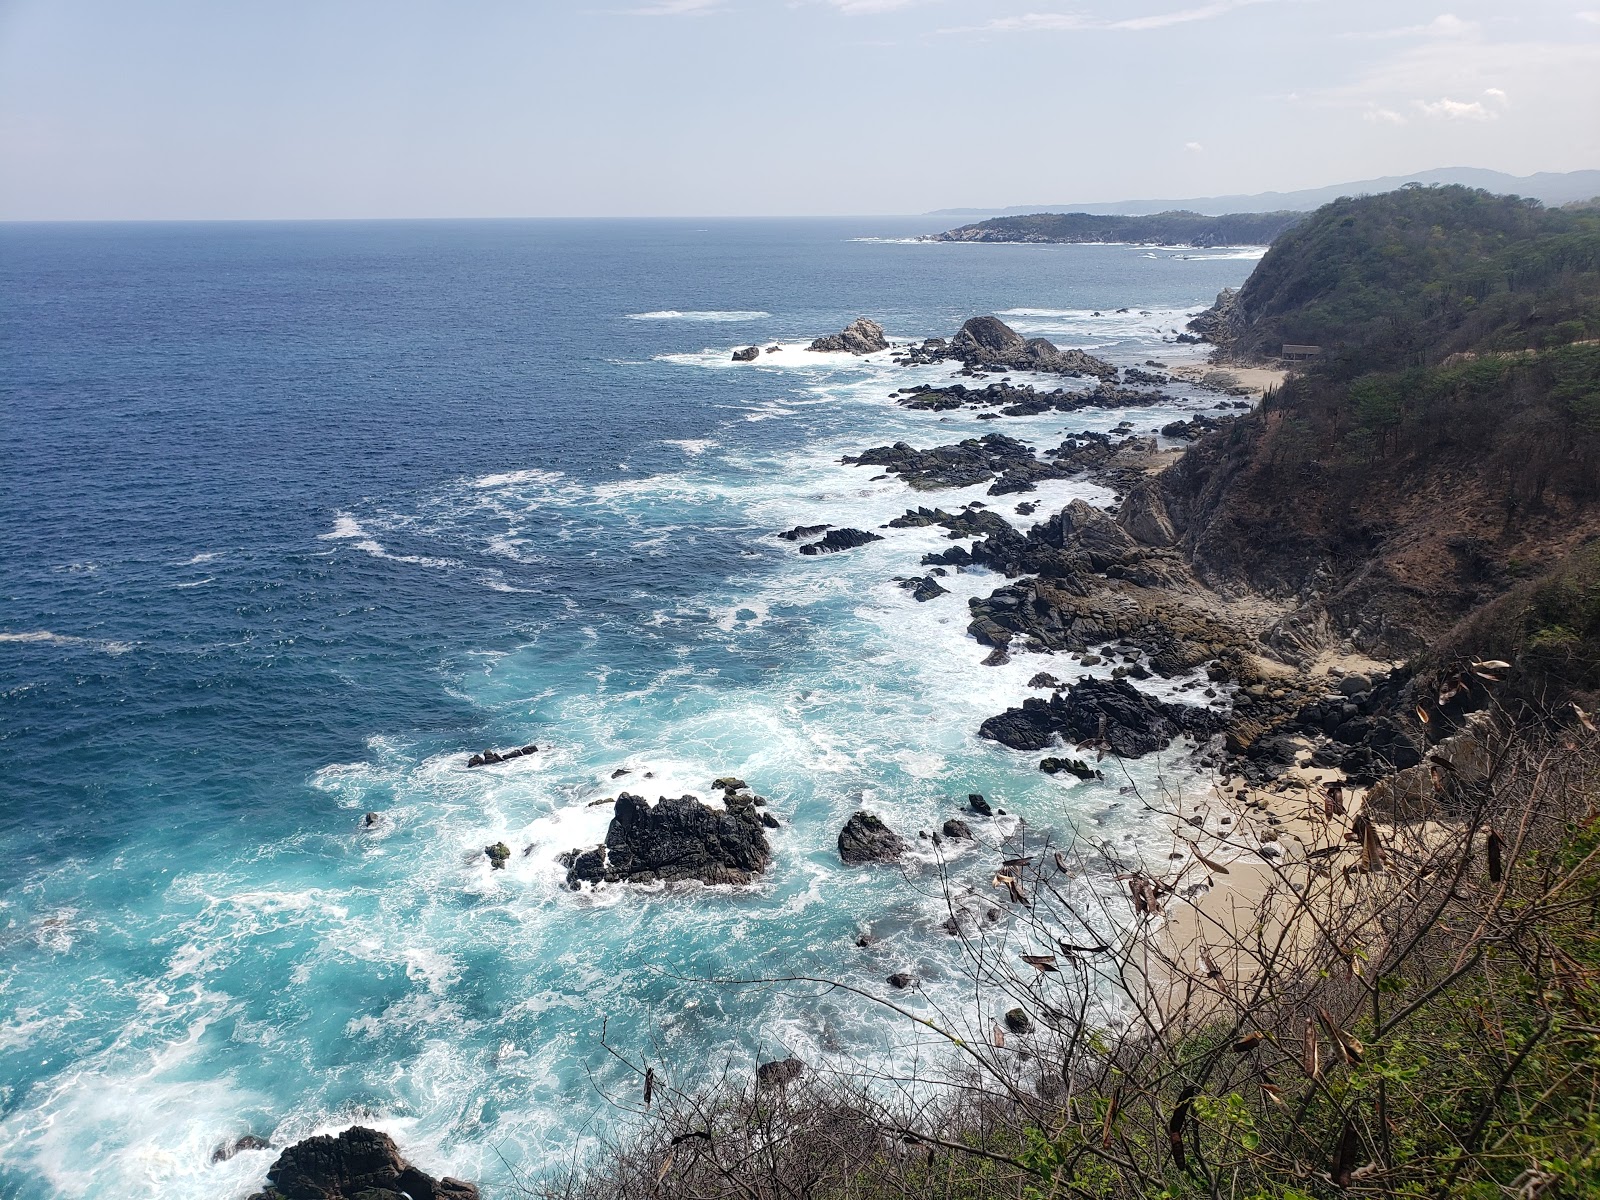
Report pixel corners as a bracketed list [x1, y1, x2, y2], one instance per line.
[0, 219, 1259, 1197]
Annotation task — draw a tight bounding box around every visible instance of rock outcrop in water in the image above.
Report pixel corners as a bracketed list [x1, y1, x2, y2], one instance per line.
[837, 811, 906, 864]
[979, 677, 1219, 756]
[808, 317, 889, 355]
[564, 791, 772, 886]
[846, 433, 1069, 494]
[246, 1126, 479, 1200]
[797, 528, 884, 555]
[948, 316, 1118, 379]
[466, 743, 536, 768]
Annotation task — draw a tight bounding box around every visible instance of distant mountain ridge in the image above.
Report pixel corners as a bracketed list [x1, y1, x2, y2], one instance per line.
[927, 167, 1600, 219]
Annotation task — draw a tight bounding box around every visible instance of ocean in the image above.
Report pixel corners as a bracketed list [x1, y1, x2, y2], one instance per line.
[0, 217, 1260, 1198]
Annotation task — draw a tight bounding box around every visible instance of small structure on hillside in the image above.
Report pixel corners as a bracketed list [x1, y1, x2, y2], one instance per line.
[1281, 343, 1322, 361]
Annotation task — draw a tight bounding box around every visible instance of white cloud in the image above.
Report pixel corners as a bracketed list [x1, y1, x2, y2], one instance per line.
[1578, 11, 1600, 25]
[945, 0, 1277, 35]
[1414, 96, 1494, 120]
[625, 0, 721, 14]
[1184, 141, 1204, 151]
[1347, 12, 1479, 39]
[1363, 106, 1407, 124]
[826, 0, 925, 11]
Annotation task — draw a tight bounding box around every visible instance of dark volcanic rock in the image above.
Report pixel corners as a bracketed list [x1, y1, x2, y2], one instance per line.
[886, 971, 918, 989]
[798, 528, 884, 555]
[485, 842, 511, 870]
[1004, 1007, 1035, 1034]
[1040, 756, 1101, 780]
[847, 433, 1067, 493]
[756, 1057, 806, 1086]
[780, 523, 831, 542]
[838, 811, 907, 864]
[565, 792, 772, 886]
[214, 1134, 269, 1163]
[941, 818, 973, 839]
[808, 317, 888, 355]
[1161, 413, 1234, 440]
[732, 346, 760, 362]
[467, 743, 537, 768]
[245, 1126, 478, 1200]
[901, 574, 950, 602]
[979, 677, 1218, 757]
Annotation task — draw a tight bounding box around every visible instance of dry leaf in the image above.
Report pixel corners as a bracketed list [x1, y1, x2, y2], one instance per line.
[656, 1147, 675, 1183]
[1317, 1007, 1365, 1066]
[1572, 702, 1597, 734]
[1020, 953, 1059, 972]
[1168, 1086, 1196, 1171]
[1303, 1017, 1320, 1079]
[1102, 1088, 1121, 1149]
[1232, 1031, 1264, 1053]
[1487, 828, 1504, 883]
[1332, 1118, 1360, 1187]
[644, 1066, 654, 1108]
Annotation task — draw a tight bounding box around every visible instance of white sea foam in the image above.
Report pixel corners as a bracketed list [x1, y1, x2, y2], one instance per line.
[663, 438, 717, 455]
[471, 467, 566, 489]
[626, 310, 770, 322]
[0, 631, 133, 655]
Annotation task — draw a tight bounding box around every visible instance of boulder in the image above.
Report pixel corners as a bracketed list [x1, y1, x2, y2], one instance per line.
[756, 1057, 806, 1087]
[886, 972, 918, 989]
[732, 346, 760, 362]
[1115, 480, 1177, 548]
[245, 1126, 478, 1200]
[838, 811, 907, 864]
[485, 842, 511, 870]
[968, 793, 993, 816]
[941, 818, 972, 840]
[807, 317, 889, 355]
[564, 792, 771, 886]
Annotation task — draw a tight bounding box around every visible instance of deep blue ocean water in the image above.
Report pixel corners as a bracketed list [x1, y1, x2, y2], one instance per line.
[0, 218, 1258, 1198]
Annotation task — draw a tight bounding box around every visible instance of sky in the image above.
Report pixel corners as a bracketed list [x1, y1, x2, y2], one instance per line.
[0, 0, 1596, 219]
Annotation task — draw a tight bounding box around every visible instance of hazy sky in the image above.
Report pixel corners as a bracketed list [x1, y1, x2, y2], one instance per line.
[0, 0, 1596, 219]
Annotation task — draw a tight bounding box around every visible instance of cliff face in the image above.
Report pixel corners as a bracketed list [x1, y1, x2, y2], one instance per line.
[1167, 186, 1600, 663]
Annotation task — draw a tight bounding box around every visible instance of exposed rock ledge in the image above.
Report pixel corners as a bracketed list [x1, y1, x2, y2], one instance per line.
[246, 1126, 478, 1200]
[564, 790, 772, 886]
[979, 676, 1220, 756]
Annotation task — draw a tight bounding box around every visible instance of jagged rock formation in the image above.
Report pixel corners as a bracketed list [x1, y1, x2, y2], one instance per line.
[808, 317, 888, 355]
[798, 528, 884, 555]
[947, 316, 1118, 379]
[246, 1126, 478, 1200]
[564, 792, 772, 886]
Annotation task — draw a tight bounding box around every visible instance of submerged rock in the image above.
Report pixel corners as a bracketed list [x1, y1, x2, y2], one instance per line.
[807, 317, 888, 355]
[838, 811, 907, 864]
[245, 1126, 478, 1200]
[565, 792, 772, 887]
[213, 1134, 269, 1163]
